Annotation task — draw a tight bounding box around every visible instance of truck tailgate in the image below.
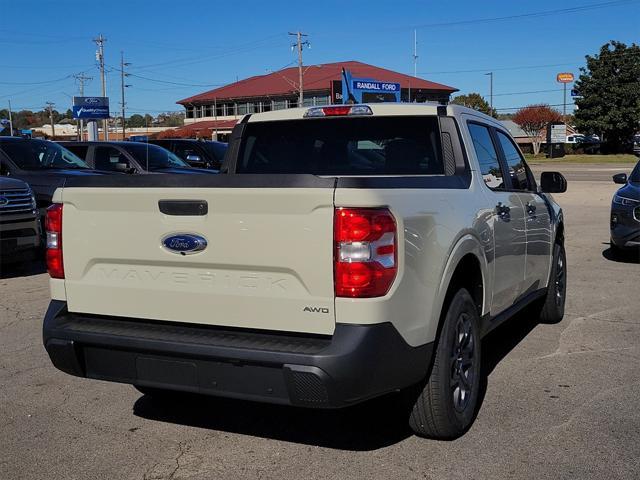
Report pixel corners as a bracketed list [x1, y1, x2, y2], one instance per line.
[61, 181, 336, 335]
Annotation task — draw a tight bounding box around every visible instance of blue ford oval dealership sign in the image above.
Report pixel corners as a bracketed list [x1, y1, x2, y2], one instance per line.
[162, 234, 208, 255]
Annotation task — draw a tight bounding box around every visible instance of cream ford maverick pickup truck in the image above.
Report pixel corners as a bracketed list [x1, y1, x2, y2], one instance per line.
[43, 104, 567, 439]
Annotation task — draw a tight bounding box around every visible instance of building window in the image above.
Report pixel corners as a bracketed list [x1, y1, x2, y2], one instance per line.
[216, 104, 224, 117]
[315, 95, 330, 106]
[273, 100, 286, 110]
[238, 103, 255, 115]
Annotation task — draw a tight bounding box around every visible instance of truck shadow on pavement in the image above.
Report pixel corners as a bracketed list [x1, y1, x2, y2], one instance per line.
[601, 246, 640, 264]
[132, 309, 541, 451]
[0, 258, 46, 279]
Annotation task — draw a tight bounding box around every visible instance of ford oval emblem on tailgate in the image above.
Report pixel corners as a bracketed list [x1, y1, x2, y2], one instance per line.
[162, 234, 207, 255]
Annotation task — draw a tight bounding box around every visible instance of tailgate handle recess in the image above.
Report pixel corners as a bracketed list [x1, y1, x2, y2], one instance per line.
[159, 200, 208, 216]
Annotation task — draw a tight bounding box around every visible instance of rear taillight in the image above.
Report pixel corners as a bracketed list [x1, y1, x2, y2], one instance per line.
[45, 203, 64, 279]
[334, 208, 397, 298]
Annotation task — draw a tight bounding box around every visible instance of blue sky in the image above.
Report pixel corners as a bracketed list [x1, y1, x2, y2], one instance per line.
[1, 0, 639, 116]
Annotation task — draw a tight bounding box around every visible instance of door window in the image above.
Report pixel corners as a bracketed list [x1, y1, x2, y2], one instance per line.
[468, 123, 505, 190]
[172, 144, 199, 162]
[65, 145, 89, 160]
[496, 131, 534, 191]
[93, 147, 129, 171]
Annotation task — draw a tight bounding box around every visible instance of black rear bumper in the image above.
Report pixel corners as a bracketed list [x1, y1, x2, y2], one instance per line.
[43, 301, 432, 408]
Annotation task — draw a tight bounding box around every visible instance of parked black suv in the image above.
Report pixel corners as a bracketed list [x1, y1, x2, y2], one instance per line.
[0, 137, 110, 214]
[148, 139, 227, 169]
[0, 177, 41, 263]
[611, 160, 640, 252]
[60, 141, 217, 174]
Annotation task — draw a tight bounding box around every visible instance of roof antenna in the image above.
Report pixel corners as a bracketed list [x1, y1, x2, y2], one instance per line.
[341, 68, 357, 104]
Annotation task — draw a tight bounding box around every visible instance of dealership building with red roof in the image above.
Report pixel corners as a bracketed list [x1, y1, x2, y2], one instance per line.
[169, 61, 457, 140]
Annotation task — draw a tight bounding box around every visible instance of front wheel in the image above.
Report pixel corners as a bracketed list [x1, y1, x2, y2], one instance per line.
[408, 288, 481, 439]
[537, 242, 567, 324]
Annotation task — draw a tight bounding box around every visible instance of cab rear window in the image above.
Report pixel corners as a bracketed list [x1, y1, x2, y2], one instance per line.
[237, 116, 444, 175]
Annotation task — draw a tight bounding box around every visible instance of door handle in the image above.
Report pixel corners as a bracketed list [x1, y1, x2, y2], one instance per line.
[495, 202, 511, 218]
[526, 202, 537, 215]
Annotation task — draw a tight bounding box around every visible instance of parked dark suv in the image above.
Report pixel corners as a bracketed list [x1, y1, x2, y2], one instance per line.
[60, 141, 217, 174]
[0, 177, 41, 263]
[148, 139, 227, 169]
[0, 137, 110, 214]
[611, 160, 640, 252]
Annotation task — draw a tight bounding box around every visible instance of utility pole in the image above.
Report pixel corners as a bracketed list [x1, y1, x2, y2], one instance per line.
[7, 100, 14, 136]
[485, 72, 494, 111]
[120, 51, 131, 140]
[73, 73, 92, 140]
[45, 102, 56, 139]
[93, 34, 108, 139]
[413, 29, 418, 78]
[288, 31, 310, 106]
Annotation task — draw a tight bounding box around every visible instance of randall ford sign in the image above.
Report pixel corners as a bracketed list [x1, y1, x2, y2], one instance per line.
[353, 80, 400, 92]
[72, 97, 110, 119]
[556, 73, 574, 83]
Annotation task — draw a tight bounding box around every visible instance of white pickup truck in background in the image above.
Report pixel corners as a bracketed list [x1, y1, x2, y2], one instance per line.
[42, 103, 567, 439]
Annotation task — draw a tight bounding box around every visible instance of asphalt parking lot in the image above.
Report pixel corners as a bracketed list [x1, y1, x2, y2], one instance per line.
[1, 163, 639, 480]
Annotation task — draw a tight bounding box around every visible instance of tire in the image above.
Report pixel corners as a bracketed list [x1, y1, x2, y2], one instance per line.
[409, 288, 482, 439]
[538, 242, 567, 324]
[610, 241, 625, 257]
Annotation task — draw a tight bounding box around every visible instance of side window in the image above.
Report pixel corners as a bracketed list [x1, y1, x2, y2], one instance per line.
[93, 147, 129, 171]
[468, 123, 505, 190]
[172, 144, 197, 161]
[65, 145, 89, 160]
[496, 131, 534, 191]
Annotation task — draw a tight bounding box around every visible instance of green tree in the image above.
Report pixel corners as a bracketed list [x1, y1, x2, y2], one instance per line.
[574, 41, 640, 153]
[451, 93, 497, 117]
[127, 114, 145, 128]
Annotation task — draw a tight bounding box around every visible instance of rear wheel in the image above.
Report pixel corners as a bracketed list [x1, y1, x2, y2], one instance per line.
[409, 288, 481, 439]
[537, 242, 567, 324]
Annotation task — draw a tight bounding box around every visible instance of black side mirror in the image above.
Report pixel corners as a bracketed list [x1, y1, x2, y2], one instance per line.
[612, 173, 628, 185]
[540, 171, 567, 193]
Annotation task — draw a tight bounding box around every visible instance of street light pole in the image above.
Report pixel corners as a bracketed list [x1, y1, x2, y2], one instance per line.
[485, 72, 493, 111]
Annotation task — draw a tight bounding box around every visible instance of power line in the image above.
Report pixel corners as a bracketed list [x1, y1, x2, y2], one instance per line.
[404, 0, 637, 30]
[420, 62, 581, 75]
[494, 102, 576, 112]
[132, 34, 287, 70]
[0, 75, 72, 85]
[123, 71, 225, 87]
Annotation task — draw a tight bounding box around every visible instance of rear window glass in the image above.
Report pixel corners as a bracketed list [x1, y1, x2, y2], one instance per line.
[237, 116, 444, 175]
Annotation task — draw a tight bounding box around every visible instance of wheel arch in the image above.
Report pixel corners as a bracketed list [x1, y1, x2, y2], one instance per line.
[425, 234, 490, 344]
